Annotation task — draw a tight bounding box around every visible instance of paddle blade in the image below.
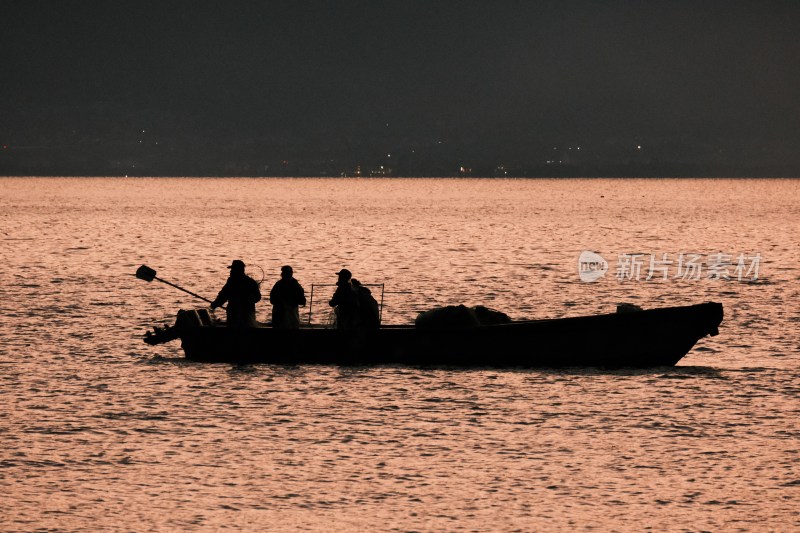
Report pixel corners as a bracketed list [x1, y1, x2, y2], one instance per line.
[136, 265, 157, 282]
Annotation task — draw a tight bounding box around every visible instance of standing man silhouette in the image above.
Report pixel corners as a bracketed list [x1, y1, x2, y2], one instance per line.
[210, 260, 262, 327]
[269, 265, 307, 329]
[329, 268, 358, 330]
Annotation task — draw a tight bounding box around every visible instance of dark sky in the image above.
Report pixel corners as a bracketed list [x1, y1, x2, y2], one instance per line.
[2, 0, 799, 172]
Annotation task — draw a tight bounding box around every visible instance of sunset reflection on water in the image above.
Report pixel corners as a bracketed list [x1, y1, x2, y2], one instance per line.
[1, 177, 798, 531]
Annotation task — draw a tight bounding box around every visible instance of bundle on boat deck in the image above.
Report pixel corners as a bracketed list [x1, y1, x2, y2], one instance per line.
[144, 301, 723, 368]
[415, 305, 512, 329]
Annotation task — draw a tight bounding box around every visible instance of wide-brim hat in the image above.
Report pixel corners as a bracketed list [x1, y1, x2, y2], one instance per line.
[228, 259, 246, 270]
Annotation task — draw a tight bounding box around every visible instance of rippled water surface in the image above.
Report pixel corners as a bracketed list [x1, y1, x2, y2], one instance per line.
[1, 177, 798, 531]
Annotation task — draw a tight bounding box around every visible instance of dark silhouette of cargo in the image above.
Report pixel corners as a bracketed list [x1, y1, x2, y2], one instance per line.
[415, 305, 511, 330]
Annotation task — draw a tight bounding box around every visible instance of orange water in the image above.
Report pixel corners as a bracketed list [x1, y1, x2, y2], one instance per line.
[1, 177, 798, 531]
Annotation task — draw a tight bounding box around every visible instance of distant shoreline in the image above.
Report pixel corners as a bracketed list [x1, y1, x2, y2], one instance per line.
[2, 175, 798, 179]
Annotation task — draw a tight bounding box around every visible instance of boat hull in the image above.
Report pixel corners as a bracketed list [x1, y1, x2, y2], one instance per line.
[168, 302, 723, 367]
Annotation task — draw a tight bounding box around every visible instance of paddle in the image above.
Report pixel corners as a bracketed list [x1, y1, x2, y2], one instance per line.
[135, 265, 224, 309]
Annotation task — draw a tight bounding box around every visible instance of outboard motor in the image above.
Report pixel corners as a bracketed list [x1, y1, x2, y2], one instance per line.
[145, 308, 216, 345]
[175, 308, 215, 328]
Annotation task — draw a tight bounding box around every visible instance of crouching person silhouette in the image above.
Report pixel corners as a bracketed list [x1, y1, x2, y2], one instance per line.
[351, 279, 380, 329]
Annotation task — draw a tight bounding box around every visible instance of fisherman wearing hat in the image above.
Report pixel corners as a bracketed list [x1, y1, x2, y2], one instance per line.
[329, 268, 358, 330]
[269, 265, 307, 329]
[210, 259, 262, 327]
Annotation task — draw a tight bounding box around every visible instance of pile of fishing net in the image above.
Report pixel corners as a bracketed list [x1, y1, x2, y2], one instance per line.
[415, 305, 512, 329]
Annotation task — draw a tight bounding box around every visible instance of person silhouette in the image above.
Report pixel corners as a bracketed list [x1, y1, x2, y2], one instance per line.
[210, 260, 262, 327]
[351, 278, 380, 329]
[269, 265, 307, 329]
[329, 268, 358, 330]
